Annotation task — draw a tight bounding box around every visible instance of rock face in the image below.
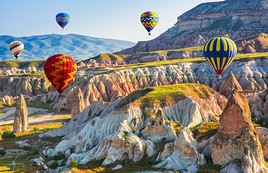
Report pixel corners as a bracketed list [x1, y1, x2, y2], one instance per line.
[211, 90, 267, 172]
[1, 58, 267, 117]
[120, 0, 268, 53]
[43, 84, 226, 171]
[155, 129, 206, 172]
[219, 72, 243, 98]
[237, 33, 268, 53]
[13, 95, 28, 133]
[57, 87, 85, 117]
[256, 127, 268, 160]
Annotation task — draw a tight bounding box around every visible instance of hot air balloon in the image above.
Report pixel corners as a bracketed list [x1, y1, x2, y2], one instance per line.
[56, 13, 70, 30]
[9, 41, 24, 60]
[203, 37, 237, 77]
[44, 54, 77, 94]
[140, 11, 159, 36]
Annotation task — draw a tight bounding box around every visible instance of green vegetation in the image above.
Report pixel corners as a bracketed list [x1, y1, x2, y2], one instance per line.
[0, 150, 6, 156]
[1, 131, 16, 140]
[0, 61, 19, 68]
[117, 83, 214, 111]
[168, 120, 184, 135]
[191, 122, 219, 141]
[198, 165, 221, 173]
[0, 71, 45, 78]
[0, 60, 44, 68]
[48, 162, 59, 169]
[0, 123, 64, 141]
[0, 122, 64, 172]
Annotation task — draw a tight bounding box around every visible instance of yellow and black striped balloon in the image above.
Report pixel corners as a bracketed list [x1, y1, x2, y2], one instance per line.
[203, 37, 237, 75]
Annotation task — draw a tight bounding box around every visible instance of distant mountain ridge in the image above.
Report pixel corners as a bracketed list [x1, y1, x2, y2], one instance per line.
[120, 0, 268, 54]
[0, 34, 135, 60]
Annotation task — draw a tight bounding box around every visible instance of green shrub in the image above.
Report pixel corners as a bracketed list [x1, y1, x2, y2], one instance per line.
[0, 61, 19, 68]
[1, 131, 16, 140]
[53, 152, 65, 160]
[48, 162, 59, 169]
[0, 149, 6, 156]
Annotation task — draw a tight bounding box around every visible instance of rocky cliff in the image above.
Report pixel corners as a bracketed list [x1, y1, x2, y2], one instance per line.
[1, 58, 267, 117]
[211, 90, 268, 172]
[42, 84, 225, 172]
[40, 76, 268, 172]
[120, 0, 268, 54]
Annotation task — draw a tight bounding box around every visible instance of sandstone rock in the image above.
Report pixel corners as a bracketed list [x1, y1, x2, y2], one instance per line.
[119, 0, 268, 54]
[219, 72, 242, 98]
[220, 162, 243, 173]
[70, 87, 85, 117]
[156, 142, 174, 161]
[1, 59, 267, 117]
[142, 110, 176, 142]
[255, 127, 268, 160]
[13, 94, 28, 133]
[211, 91, 268, 172]
[155, 128, 206, 172]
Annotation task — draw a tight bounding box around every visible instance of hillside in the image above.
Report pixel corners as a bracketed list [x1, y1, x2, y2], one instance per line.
[120, 0, 268, 54]
[0, 34, 135, 60]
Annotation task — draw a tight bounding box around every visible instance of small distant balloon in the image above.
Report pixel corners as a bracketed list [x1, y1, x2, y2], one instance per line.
[44, 54, 77, 94]
[140, 11, 159, 36]
[203, 37, 237, 76]
[9, 41, 24, 60]
[56, 13, 70, 30]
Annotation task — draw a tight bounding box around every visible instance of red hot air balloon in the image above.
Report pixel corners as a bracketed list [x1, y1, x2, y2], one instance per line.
[44, 54, 77, 94]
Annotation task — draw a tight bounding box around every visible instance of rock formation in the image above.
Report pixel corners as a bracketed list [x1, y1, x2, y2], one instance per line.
[155, 128, 206, 172]
[70, 87, 85, 117]
[1, 59, 267, 117]
[211, 90, 268, 172]
[120, 0, 268, 53]
[13, 94, 28, 133]
[219, 72, 243, 98]
[40, 84, 228, 173]
[256, 127, 268, 160]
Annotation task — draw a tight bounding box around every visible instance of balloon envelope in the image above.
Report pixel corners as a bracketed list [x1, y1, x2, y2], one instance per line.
[56, 13, 70, 29]
[203, 37, 237, 75]
[44, 54, 77, 94]
[9, 41, 24, 59]
[140, 11, 159, 35]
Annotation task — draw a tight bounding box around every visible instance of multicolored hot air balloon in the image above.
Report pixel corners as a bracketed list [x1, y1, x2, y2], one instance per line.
[140, 11, 159, 35]
[203, 37, 237, 76]
[44, 54, 77, 94]
[56, 13, 70, 30]
[9, 41, 24, 60]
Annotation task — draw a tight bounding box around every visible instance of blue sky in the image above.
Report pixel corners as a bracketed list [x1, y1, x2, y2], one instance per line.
[0, 0, 222, 42]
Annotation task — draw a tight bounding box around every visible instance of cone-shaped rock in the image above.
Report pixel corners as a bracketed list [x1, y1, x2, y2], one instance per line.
[219, 72, 242, 98]
[13, 94, 28, 133]
[211, 91, 267, 172]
